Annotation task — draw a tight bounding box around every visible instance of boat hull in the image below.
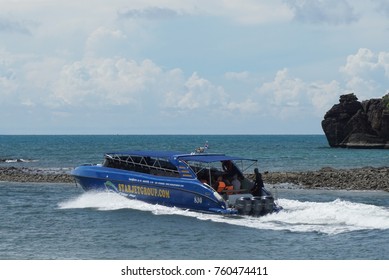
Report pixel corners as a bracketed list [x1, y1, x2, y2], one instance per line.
[71, 165, 233, 214]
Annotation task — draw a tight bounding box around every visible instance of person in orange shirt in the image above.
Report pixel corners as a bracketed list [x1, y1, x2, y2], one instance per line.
[216, 176, 233, 194]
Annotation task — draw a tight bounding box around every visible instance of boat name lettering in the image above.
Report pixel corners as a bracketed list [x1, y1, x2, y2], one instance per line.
[118, 184, 170, 199]
[127, 178, 183, 188]
[155, 182, 183, 187]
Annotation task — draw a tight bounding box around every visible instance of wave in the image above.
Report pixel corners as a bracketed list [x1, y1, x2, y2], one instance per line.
[0, 158, 38, 163]
[58, 192, 389, 235]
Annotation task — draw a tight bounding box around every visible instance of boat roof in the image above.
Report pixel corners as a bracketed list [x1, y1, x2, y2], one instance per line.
[105, 150, 256, 163]
[178, 154, 256, 163]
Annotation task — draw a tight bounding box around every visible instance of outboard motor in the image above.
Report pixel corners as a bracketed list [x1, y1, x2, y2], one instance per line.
[262, 195, 275, 215]
[235, 197, 252, 215]
[251, 196, 264, 216]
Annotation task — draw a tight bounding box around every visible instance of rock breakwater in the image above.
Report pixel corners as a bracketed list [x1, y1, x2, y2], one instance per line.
[0, 167, 74, 184]
[1, 166, 388, 192]
[261, 166, 389, 192]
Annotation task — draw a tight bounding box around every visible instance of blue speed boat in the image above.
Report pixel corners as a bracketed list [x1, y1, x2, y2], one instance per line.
[71, 150, 282, 216]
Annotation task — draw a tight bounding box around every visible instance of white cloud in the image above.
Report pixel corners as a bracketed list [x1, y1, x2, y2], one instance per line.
[224, 71, 250, 81]
[256, 68, 342, 117]
[48, 57, 163, 107]
[258, 68, 305, 107]
[0, 75, 17, 96]
[118, 6, 183, 20]
[225, 98, 259, 114]
[85, 27, 128, 57]
[24, 57, 65, 90]
[1, 0, 389, 134]
[285, 0, 359, 25]
[307, 80, 342, 113]
[0, 16, 32, 34]
[115, 0, 293, 25]
[378, 51, 389, 79]
[0, 49, 18, 97]
[163, 72, 228, 111]
[340, 48, 389, 98]
[216, 0, 293, 25]
[375, 0, 389, 17]
[163, 71, 261, 117]
[13, 46, 386, 127]
[340, 48, 377, 76]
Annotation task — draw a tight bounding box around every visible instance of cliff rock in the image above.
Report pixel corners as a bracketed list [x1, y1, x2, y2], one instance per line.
[322, 93, 389, 148]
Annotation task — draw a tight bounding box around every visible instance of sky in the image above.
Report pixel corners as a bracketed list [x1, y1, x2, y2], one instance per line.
[1, 0, 389, 135]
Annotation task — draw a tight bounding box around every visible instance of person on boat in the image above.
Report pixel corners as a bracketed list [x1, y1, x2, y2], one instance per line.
[251, 168, 265, 196]
[215, 176, 233, 194]
[222, 160, 235, 177]
[222, 160, 242, 190]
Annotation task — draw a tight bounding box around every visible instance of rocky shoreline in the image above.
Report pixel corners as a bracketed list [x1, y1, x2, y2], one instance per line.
[0, 167, 74, 184]
[1, 166, 388, 192]
[261, 166, 389, 192]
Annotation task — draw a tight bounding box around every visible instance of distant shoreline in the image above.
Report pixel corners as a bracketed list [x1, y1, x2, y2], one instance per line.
[1, 166, 388, 192]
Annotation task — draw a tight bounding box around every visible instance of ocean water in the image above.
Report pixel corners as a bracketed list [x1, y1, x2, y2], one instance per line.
[2, 134, 389, 171]
[1, 135, 389, 260]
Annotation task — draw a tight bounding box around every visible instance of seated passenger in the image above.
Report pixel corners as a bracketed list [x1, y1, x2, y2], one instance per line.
[216, 176, 233, 194]
[231, 176, 241, 190]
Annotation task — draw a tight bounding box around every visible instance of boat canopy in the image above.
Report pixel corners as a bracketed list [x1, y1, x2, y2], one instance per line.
[102, 150, 258, 183]
[177, 154, 257, 163]
[104, 150, 256, 163]
[105, 150, 181, 159]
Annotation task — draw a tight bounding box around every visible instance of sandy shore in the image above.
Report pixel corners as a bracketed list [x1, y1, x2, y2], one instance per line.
[1, 166, 388, 192]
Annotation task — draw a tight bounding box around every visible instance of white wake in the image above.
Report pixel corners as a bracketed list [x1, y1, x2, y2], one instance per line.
[58, 192, 389, 235]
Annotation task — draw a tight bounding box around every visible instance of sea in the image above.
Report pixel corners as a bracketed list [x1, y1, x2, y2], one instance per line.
[1, 135, 389, 260]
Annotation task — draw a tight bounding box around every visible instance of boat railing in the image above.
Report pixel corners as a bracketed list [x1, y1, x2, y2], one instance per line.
[103, 154, 180, 178]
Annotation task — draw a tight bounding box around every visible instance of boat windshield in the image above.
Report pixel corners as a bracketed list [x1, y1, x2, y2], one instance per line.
[182, 158, 257, 193]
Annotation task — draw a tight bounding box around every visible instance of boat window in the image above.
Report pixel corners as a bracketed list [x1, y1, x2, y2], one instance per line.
[103, 154, 180, 177]
[185, 159, 256, 193]
[185, 161, 223, 187]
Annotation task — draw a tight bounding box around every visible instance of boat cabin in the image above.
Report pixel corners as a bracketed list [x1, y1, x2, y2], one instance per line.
[102, 151, 257, 194]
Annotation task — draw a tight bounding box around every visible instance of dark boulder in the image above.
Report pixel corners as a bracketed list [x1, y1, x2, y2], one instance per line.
[322, 93, 389, 148]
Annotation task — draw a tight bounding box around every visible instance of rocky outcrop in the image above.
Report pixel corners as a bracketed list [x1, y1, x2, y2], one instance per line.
[322, 93, 389, 148]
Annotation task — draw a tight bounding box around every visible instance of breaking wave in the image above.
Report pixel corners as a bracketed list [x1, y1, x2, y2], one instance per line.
[58, 192, 389, 235]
